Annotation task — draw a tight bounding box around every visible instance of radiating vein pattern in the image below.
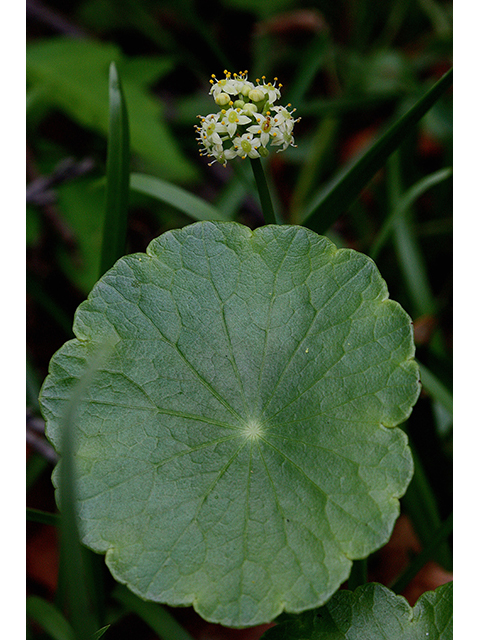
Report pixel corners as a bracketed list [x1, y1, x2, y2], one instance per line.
[40, 221, 420, 628]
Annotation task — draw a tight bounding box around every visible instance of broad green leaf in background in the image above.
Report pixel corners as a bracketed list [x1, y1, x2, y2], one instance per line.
[26, 38, 197, 182]
[40, 221, 419, 628]
[261, 581, 453, 640]
[55, 178, 105, 294]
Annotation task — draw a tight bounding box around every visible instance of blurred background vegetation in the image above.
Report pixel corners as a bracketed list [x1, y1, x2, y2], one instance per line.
[26, 1, 452, 638]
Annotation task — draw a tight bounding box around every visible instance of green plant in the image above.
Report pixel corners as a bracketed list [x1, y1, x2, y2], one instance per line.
[35, 66, 452, 637]
[27, 4, 452, 637]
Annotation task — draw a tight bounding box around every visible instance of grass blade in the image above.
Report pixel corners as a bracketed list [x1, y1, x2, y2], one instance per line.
[26, 596, 75, 640]
[301, 67, 452, 234]
[417, 361, 453, 417]
[114, 585, 195, 640]
[130, 172, 229, 221]
[56, 342, 115, 640]
[348, 559, 368, 591]
[285, 32, 330, 107]
[290, 116, 339, 223]
[370, 167, 452, 260]
[27, 507, 60, 527]
[387, 154, 437, 318]
[215, 177, 246, 220]
[100, 62, 130, 277]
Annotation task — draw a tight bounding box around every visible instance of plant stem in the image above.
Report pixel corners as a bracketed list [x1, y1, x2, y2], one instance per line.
[250, 158, 278, 225]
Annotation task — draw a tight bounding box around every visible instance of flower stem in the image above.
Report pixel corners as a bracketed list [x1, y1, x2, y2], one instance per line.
[250, 158, 278, 225]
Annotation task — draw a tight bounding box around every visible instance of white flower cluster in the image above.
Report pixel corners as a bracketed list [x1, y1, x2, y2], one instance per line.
[195, 70, 300, 167]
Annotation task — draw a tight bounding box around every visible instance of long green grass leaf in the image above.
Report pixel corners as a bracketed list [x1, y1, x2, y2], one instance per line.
[26, 596, 75, 640]
[57, 342, 115, 640]
[301, 67, 452, 234]
[417, 361, 453, 417]
[387, 154, 437, 317]
[113, 585, 195, 640]
[370, 166, 452, 260]
[130, 173, 229, 221]
[285, 32, 329, 107]
[215, 177, 246, 220]
[27, 507, 60, 527]
[100, 62, 130, 277]
[348, 559, 368, 591]
[290, 116, 339, 223]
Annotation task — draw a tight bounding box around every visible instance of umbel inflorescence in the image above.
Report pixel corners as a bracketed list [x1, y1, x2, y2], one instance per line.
[195, 70, 300, 167]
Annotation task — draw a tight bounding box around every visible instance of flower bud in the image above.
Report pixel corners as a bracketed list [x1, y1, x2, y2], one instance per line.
[215, 92, 231, 106]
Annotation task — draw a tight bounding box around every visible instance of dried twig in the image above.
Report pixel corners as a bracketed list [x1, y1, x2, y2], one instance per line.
[26, 0, 90, 38]
[26, 411, 58, 465]
[26, 156, 95, 207]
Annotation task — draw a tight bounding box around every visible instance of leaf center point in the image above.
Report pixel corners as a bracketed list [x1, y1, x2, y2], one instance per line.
[244, 420, 263, 440]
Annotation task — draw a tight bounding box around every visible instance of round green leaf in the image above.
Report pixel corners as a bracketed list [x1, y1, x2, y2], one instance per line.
[261, 581, 453, 639]
[40, 222, 420, 628]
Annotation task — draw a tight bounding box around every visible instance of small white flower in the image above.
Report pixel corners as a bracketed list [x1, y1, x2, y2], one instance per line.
[247, 113, 281, 147]
[209, 76, 237, 99]
[195, 113, 227, 146]
[220, 107, 252, 137]
[272, 104, 298, 127]
[208, 145, 237, 167]
[256, 76, 282, 104]
[232, 133, 262, 159]
[210, 70, 254, 99]
[270, 128, 295, 152]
